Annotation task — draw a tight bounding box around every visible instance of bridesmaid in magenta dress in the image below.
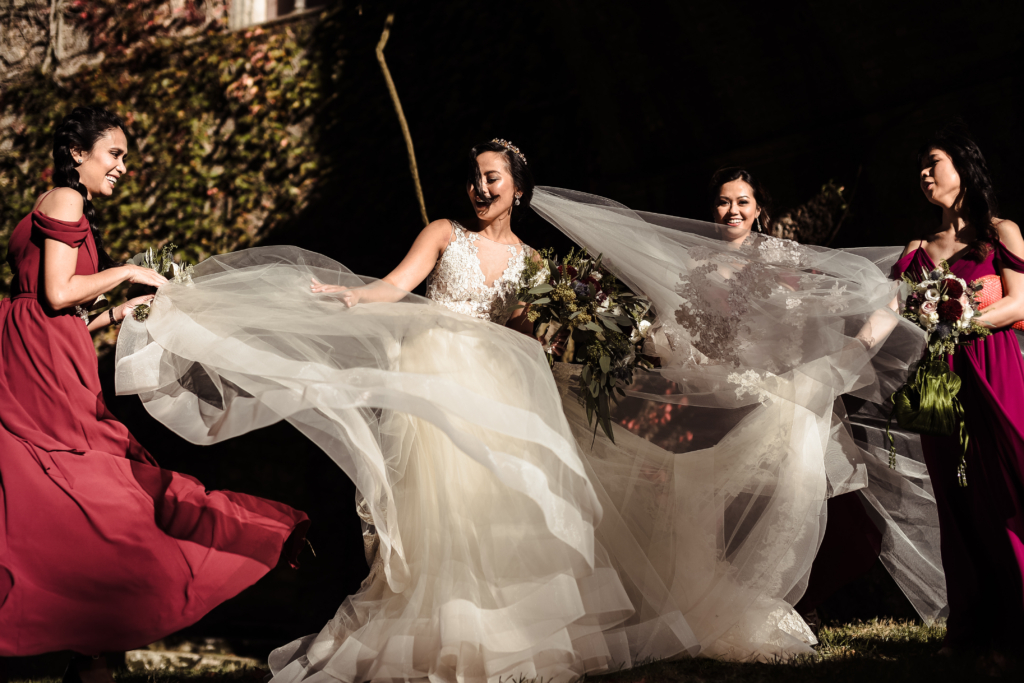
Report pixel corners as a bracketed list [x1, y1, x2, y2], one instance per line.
[0, 107, 309, 681]
[891, 131, 1024, 670]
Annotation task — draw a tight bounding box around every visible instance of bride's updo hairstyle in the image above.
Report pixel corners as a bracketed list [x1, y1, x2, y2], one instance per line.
[467, 139, 535, 217]
[708, 166, 773, 233]
[52, 106, 125, 270]
[918, 129, 999, 255]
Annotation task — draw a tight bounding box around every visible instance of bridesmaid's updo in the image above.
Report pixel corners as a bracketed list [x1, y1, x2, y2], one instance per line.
[918, 129, 999, 252]
[708, 167, 773, 233]
[52, 106, 125, 270]
[467, 139, 535, 216]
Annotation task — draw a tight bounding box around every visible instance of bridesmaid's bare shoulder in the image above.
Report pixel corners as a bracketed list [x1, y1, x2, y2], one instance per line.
[900, 239, 925, 259]
[35, 188, 84, 221]
[993, 218, 1024, 256]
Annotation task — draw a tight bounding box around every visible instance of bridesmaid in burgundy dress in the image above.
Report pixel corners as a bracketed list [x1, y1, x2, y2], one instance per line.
[892, 131, 1024, 672]
[0, 107, 309, 682]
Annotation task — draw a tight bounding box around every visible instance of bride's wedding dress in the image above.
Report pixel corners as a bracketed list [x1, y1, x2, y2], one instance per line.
[114, 189, 933, 682]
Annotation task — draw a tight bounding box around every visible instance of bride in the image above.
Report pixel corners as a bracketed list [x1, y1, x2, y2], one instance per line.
[114, 140, 924, 681]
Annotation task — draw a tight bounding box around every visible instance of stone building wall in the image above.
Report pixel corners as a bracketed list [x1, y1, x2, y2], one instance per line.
[0, 1, 231, 87]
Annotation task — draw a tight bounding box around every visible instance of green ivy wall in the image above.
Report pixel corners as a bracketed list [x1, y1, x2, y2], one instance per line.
[0, 8, 336, 348]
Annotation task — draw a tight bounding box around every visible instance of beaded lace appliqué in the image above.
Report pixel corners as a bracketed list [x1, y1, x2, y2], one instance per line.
[425, 221, 531, 324]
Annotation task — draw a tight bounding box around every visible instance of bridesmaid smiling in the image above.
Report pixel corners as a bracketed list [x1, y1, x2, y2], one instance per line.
[0, 107, 309, 683]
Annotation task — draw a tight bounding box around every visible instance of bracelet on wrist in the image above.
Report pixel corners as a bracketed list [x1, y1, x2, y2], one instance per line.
[108, 308, 117, 325]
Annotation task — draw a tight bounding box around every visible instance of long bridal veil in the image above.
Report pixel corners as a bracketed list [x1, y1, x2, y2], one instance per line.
[114, 188, 938, 682]
[114, 247, 698, 681]
[531, 188, 945, 624]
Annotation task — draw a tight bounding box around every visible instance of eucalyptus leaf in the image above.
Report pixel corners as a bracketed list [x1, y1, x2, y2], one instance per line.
[529, 284, 554, 295]
[600, 355, 611, 374]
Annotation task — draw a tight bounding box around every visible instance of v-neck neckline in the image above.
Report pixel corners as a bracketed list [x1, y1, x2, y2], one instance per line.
[449, 222, 526, 290]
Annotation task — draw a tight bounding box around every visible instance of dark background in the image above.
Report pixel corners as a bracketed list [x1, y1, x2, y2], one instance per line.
[93, 0, 1022, 645]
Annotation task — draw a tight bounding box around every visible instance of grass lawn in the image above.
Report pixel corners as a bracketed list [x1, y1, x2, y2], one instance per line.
[8, 618, 1010, 683]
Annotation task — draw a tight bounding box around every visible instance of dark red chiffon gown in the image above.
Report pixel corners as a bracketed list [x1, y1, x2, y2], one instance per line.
[0, 211, 310, 656]
[894, 242, 1024, 650]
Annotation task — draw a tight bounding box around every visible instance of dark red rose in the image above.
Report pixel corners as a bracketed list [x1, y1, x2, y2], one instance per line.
[567, 266, 579, 279]
[938, 299, 964, 322]
[943, 279, 964, 299]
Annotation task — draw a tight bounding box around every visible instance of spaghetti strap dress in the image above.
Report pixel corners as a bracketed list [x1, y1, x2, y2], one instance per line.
[0, 210, 310, 656]
[892, 242, 1024, 650]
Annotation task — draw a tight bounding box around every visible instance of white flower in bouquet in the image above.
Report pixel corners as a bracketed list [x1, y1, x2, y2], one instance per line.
[924, 287, 940, 302]
[630, 319, 652, 343]
[528, 263, 550, 289]
[171, 261, 195, 286]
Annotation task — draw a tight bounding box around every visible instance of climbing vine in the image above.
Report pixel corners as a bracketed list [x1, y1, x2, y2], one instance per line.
[1, 5, 338, 349]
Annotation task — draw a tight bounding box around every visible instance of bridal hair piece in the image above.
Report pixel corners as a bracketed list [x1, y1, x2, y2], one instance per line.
[491, 138, 528, 166]
[468, 140, 535, 214]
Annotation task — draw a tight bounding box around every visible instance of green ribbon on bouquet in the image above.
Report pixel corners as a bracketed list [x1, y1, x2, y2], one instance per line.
[886, 355, 969, 486]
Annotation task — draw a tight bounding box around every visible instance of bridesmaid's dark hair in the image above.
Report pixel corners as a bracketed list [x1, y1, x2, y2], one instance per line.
[467, 140, 535, 217]
[52, 106, 124, 270]
[709, 167, 773, 232]
[918, 129, 999, 255]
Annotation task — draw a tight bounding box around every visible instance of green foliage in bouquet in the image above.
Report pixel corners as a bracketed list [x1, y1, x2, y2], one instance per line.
[518, 248, 655, 442]
[126, 243, 195, 321]
[887, 260, 990, 486]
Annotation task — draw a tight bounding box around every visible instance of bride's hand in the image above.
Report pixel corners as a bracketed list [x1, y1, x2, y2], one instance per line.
[311, 278, 360, 307]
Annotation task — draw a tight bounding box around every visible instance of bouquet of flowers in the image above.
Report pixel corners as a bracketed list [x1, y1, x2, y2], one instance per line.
[127, 243, 195, 321]
[517, 248, 655, 442]
[888, 260, 990, 485]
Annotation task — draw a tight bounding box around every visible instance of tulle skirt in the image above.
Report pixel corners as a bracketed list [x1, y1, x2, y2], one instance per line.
[114, 247, 825, 683]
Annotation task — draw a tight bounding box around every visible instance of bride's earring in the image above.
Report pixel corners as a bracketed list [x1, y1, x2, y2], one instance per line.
[515, 194, 521, 206]
[755, 215, 764, 233]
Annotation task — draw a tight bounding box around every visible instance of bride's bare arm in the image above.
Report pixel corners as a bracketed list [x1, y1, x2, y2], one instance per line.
[310, 219, 452, 306]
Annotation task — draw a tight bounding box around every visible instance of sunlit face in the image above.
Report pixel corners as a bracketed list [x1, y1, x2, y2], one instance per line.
[713, 179, 761, 240]
[72, 127, 127, 200]
[919, 147, 961, 210]
[468, 151, 519, 222]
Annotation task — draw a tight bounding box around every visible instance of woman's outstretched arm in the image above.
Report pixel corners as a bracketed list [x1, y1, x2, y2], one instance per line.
[854, 240, 921, 347]
[310, 219, 453, 306]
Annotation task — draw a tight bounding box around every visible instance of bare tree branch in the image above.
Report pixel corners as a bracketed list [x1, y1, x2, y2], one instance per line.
[376, 13, 428, 226]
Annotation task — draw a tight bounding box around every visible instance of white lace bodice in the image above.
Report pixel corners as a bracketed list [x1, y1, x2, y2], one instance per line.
[425, 220, 532, 324]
